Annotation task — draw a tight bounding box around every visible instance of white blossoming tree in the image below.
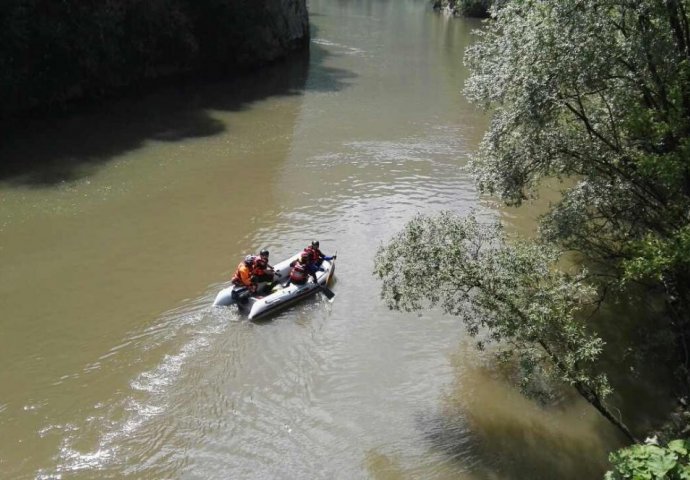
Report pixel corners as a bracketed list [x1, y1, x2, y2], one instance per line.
[374, 212, 636, 442]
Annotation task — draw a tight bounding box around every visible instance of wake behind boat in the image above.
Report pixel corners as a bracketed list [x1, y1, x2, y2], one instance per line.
[213, 252, 336, 321]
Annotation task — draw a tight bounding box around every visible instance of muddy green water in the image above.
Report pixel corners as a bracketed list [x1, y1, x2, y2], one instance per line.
[1, 1, 624, 478]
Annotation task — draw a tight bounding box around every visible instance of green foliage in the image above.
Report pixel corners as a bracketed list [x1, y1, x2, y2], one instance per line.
[464, 0, 690, 385]
[624, 226, 690, 284]
[606, 439, 690, 479]
[374, 212, 616, 413]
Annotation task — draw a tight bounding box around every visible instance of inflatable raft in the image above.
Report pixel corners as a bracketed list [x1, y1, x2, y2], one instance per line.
[213, 253, 336, 320]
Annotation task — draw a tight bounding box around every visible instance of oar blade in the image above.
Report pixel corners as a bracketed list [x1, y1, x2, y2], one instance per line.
[319, 285, 336, 302]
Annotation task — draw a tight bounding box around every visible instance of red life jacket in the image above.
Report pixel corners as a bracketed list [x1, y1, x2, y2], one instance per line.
[304, 246, 320, 264]
[253, 259, 267, 277]
[290, 262, 308, 284]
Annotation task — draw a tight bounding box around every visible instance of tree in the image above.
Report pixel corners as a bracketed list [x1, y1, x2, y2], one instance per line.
[464, 0, 690, 388]
[374, 211, 637, 442]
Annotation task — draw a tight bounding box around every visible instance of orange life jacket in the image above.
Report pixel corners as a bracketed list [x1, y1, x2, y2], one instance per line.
[232, 262, 253, 287]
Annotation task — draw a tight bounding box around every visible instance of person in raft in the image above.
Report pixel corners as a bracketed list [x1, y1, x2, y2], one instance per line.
[231, 255, 256, 293]
[258, 249, 274, 270]
[251, 249, 275, 284]
[303, 240, 336, 266]
[251, 253, 278, 294]
[287, 251, 323, 286]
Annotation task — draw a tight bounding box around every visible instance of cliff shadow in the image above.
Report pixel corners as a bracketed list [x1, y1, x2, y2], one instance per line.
[0, 37, 356, 187]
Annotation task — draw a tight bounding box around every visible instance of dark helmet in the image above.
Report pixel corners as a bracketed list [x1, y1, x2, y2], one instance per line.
[259, 249, 269, 258]
[311, 240, 320, 248]
[244, 255, 254, 266]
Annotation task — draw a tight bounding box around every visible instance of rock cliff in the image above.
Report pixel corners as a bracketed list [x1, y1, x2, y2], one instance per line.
[0, 0, 310, 116]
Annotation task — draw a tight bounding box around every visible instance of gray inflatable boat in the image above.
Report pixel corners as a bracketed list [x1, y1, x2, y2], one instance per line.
[213, 253, 336, 320]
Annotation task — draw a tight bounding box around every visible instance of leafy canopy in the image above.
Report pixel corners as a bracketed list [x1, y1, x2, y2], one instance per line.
[464, 0, 690, 291]
[374, 212, 610, 403]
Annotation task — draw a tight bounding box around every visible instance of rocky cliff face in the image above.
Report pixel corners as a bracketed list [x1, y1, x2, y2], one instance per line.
[225, 0, 310, 68]
[263, 0, 310, 59]
[0, 0, 310, 116]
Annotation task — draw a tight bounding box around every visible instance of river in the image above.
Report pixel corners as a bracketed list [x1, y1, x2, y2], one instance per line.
[0, 1, 623, 478]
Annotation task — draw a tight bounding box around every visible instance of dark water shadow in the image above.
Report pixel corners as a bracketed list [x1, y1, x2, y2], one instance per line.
[553, 255, 677, 437]
[587, 288, 678, 436]
[0, 37, 356, 187]
[417, 407, 614, 479]
[413, 354, 622, 480]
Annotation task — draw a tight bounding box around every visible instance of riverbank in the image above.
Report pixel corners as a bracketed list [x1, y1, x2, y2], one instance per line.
[432, 0, 493, 18]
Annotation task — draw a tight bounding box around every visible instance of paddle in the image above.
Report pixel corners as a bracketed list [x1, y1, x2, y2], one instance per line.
[318, 251, 337, 301]
[318, 284, 336, 301]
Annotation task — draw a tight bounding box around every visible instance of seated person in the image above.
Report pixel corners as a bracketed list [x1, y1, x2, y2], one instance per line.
[251, 257, 276, 293]
[257, 249, 276, 277]
[231, 255, 256, 300]
[304, 240, 336, 266]
[288, 252, 323, 286]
